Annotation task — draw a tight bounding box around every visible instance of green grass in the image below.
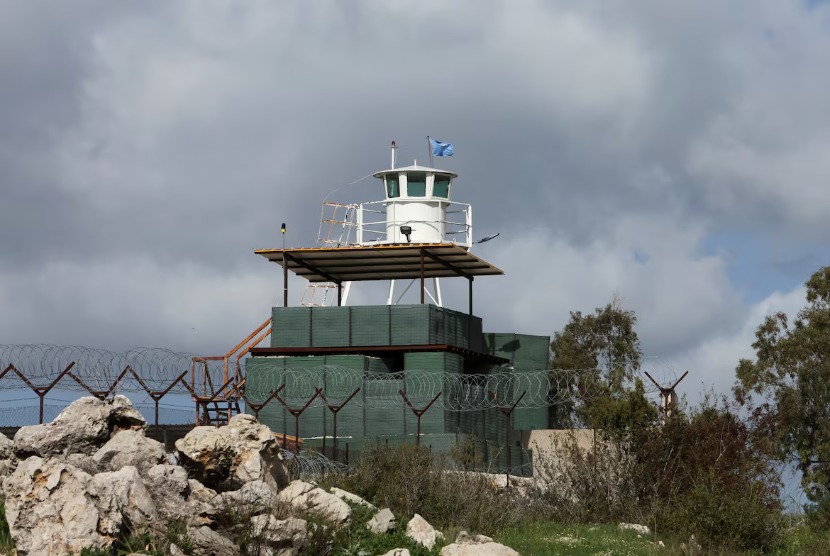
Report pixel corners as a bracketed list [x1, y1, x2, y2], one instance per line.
[495, 521, 830, 556]
[495, 522, 668, 556]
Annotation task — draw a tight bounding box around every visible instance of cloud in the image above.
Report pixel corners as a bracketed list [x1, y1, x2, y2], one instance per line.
[667, 286, 807, 404]
[2, 0, 830, 408]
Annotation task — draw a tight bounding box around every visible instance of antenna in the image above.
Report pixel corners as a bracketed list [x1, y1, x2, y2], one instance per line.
[644, 370, 689, 419]
[391, 141, 397, 169]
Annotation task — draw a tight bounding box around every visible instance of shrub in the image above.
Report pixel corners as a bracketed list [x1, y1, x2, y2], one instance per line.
[532, 395, 785, 551]
[320, 442, 520, 535]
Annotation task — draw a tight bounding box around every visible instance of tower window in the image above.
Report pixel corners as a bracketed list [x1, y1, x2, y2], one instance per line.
[386, 175, 400, 198]
[407, 173, 426, 197]
[433, 175, 450, 198]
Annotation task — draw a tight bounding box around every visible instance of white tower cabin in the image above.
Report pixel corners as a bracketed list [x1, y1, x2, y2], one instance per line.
[356, 142, 473, 305]
[255, 141, 501, 313]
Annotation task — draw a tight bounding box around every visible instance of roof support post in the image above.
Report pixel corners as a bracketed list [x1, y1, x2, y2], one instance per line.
[337, 281, 343, 306]
[468, 276, 474, 339]
[283, 252, 290, 307]
[420, 248, 425, 304]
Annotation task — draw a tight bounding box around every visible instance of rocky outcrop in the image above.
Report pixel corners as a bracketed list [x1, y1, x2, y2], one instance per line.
[441, 531, 519, 556]
[277, 480, 352, 524]
[189, 525, 240, 556]
[440, 542, 520, 556]
[406, 514, 443, 550]
[381, 550, 411, 556]
[367, 508, 396, 534]
[92, 429, 166, 472]
[0, 431, 16, 473]
[90, 466, 156, 536]
[4, 457, 153, 555]
[141, 464, 221, 526]
[250, 514, 308, 556]
[218, 480, 276, 513]
[176, 414, 289, 492]
[0, 432, 17, 494]
[330, 486, 376, 510]
[13, 396, 146, 460]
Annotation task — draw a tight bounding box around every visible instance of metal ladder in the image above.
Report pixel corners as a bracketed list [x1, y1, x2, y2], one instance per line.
[300, 202, 358, 307]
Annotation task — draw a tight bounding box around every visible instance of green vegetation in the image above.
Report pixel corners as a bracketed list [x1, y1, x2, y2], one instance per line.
[0, 500, 14, 555]
[332, 502, 440, 556]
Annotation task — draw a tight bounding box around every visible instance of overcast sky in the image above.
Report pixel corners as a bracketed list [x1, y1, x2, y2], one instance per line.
[3, 1, 830, 405]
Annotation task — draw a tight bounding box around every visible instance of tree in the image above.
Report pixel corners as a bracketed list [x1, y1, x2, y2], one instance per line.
[735, 263, 830, 501]
[549, 295, 656, 431]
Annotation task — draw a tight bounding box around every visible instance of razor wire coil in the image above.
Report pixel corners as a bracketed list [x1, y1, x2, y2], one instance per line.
[0, 344, 678, 412]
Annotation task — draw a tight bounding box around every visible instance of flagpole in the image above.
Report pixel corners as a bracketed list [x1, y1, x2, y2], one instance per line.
[426, 136, 433, 168]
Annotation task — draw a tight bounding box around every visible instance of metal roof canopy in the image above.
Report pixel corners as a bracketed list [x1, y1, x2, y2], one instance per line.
[254, 243, 502, 283]
[256, 244, 503, 332]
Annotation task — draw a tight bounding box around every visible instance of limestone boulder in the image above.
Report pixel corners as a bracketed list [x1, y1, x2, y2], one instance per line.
[90, 466, 156, 536]
[0, 431, 16, 472]
[367, 508, 396, 534]
[189, 526, 240, 556]
[4, 457, 154, 555]
[141, 464, 220, 526]
[277, 480, 352, 524]
[381, 550, 411, 556]
[142, 464, 191, 520]
[455, 531, 494, 544]
[4, 457, 103, 555]
[619, 523, 651, 535]
[218, 480, 276, 513]
[406, 514, 443, 550]
[330, 486, 376, 510]
[92, 429, 166, 472]
[250, 514, 308, 556]
[0, 432, 17, 495]
[440, 542, 520, 556]
[176, 414, 288, 492]
[14, 396, 146, 460]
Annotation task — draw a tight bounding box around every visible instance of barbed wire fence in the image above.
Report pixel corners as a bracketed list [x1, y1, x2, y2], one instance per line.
[0, 344, 680, 438]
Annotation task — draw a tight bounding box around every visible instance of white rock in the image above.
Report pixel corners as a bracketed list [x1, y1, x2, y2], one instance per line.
[219, 480, 276, 512]
[619, 523, 651, 535]
[14, 396, 146, 460]
[456, 530, 494, 544]
[250, 514, 308, 555]
[4, 457, 103, 555]
[143, 464, 190, 517]
[277, 480, 352, 524]
[176, 414, 288, 492]
[330, 486, 376, 510]
[381, 550, 411, 556]
[189, 525, 240, 556]
[406, 514, 443, 550]
[4, 457, 154, 555]
[441, 542, 520, 556]
[90, 466, 157, 536]
[367, 508, 396, 534]
[170, 544, 185, 556]
[92, 429, 166, 471]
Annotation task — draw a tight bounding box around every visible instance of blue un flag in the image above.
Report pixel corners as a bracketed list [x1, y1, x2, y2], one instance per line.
[429, 139, 453, 157]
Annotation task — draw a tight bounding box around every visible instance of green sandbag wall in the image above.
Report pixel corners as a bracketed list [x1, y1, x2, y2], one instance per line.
[271, 305, 483, 351]
[403, 352, 464, 434]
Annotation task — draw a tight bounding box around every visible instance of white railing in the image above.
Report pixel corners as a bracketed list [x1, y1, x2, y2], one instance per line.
[357, 200, 472, 248]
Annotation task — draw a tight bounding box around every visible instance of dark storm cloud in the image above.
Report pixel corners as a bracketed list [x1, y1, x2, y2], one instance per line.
[0, 0, 829, 379]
